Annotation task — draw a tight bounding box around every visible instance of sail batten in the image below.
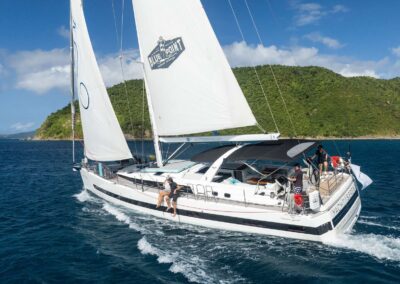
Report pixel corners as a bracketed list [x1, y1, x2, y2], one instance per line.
[71, 0, 132, 162]
[132, 0, 258, 136]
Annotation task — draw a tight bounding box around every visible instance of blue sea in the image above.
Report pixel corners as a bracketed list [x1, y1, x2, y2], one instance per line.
[0, 139, 399, 283]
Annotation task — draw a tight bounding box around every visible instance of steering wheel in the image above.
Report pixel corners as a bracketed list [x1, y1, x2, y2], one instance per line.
[276, 175, 288, 186]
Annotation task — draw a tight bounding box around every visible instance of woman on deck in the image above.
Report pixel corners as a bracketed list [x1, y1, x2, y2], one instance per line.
[156, 177, 173, 209]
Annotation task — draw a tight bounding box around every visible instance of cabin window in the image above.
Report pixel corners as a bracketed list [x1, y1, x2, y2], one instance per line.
[234, 170, 243, 182]
[197, 167, 209, 174]
[216, 172, 233, 181]
[212, 176, 224, 183]
[224, 193, 231, 198]
[212, 191, 218, 196]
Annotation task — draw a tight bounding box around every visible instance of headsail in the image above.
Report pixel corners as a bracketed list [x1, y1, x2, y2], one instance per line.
[132, 0, 258, 136]
[71, 0, 132, 161]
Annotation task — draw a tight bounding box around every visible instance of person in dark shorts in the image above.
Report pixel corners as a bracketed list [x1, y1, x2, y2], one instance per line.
[288, 163, 303, 193]
[311, 144, 329, 176]
[167, 178, 183, 217]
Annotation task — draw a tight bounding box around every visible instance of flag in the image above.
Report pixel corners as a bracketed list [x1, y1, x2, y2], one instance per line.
[350, 164, 373, 190]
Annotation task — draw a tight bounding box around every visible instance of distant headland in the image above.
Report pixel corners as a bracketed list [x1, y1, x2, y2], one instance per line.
[34, 65, 400, 140]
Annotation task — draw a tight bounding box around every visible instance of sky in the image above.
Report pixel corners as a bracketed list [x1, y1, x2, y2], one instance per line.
[0, 0, 400, 134]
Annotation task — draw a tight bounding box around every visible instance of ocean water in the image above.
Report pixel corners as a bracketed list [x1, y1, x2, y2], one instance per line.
[0, 139, 399, 283]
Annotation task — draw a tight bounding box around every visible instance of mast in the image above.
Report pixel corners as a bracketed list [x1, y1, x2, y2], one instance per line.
[70, 1, 76, 164]
[132, 1, 163, 167]
[141, 66, 163, 167]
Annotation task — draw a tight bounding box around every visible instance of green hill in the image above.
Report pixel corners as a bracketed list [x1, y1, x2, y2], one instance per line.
[35, 65, 400, 140]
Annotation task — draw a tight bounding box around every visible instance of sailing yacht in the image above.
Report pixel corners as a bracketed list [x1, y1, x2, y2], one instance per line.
[71, 0, 371, 242]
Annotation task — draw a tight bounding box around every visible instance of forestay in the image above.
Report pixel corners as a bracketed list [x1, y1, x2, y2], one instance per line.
[132, 0, 258, 136]
[71, 0, 132, 161]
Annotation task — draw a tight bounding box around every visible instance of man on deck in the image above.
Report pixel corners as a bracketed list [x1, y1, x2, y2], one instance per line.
[288, 163, 303, 193]
[311, 144, 329, 176]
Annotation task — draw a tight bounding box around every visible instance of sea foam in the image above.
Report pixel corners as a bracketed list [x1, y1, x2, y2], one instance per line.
[325, 233, 400, 262]
[137, 237, 215, 283]
[73, 189, 93, 202]
[102, 201, 240, 283]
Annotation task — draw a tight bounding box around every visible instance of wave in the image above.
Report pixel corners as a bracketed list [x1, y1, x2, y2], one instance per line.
[81, 197, 400, 280]
[137, 236, 218, 284]
[102, 202, 243, 284]
[359, 215, 379, 220]
[74, 189, 94, 202]
[101, 203, 152, 234]
[324, 233, 400, 262]
[137, 237, 174, 263]
[102, 203, 131, 224]
[358, 219, 400, 231]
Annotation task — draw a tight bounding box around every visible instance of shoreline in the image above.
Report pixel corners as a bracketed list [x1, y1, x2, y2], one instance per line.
[25, 136, 400, 141]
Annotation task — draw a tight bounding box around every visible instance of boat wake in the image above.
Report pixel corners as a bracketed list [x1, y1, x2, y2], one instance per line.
[324, 233, 400, 262]
[137, 236, 217, 284]
[357, 219, 400, 231]
[75, 189, 400, 282]
[100, 201, 245, 284]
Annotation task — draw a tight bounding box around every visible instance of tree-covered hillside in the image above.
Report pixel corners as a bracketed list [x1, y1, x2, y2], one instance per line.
[35, 65, 400, 140]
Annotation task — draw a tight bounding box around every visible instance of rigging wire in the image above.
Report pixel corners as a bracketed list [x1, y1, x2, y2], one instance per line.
[111, 0, 138, 157]
[244, 0, 298, 138]
[227, 0, 279, 134]
[262, 0, 342, 156]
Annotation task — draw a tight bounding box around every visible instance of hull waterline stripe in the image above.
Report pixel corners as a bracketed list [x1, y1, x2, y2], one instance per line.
[92, 185, 333, 236]
[332, 190, 359, 227]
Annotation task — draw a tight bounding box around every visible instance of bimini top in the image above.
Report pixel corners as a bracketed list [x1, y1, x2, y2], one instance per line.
[191, 140, 315, 163]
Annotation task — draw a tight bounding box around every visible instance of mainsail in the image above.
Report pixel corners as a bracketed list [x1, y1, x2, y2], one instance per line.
[132, 0, 258, 136]
[71, 0, 132, 161]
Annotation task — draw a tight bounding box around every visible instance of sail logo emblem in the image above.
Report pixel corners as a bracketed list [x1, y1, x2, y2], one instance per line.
[148, 37, 185, 70]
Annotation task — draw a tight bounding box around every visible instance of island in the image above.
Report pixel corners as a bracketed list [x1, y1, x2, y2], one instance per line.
[35, 65, 400, 140]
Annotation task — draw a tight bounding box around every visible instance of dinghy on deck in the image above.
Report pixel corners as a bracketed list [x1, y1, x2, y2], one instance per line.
[70, 0, 369, 242]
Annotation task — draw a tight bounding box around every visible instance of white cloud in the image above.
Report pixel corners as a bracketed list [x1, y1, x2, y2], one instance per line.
[391, 46, 400, 57]
[8, 48, 68, 73]
[8, 48, 70, 94]
[0, 52, 11, 91]
[4, 48, 143, 94]
[0, 63, 6, 77]
[223, 41, 319, 66]
[10, 122, 35, 131]
[2, 40, 399, 96]
[338, 65, 379, 78]
[292, 2, 348, 27]
[16, 65, 70, 94]
[223, 41, 394, 78]
[304, 33, 344, 49]
[332, 5, 349, 13]
[294, 3, 324, 26]
[98, 49, 143, 86]
[57, 25, 70, 40]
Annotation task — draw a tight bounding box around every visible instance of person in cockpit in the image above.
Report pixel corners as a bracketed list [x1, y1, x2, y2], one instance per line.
[288, 163, 303, 193]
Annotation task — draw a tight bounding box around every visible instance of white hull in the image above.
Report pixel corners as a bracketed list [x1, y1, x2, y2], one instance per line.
[71, 0, 366, 245]
[80, 168, 361, 242]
